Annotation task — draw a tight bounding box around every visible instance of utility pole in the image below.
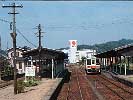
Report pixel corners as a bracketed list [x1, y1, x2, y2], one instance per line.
[38, 24, 42, 51]
[36, 24, 43, 77]
[2, 3, 23, 94]
[0, 35, 1, 50]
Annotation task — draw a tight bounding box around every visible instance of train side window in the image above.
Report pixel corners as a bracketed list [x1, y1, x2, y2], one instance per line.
[96, 59, 100, 65]
[87, 59, 91, 65]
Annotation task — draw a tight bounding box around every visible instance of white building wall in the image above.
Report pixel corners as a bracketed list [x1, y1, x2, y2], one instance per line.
[61, 41, 97, 64]
[76, 49, 96, 62]
[8, 49, 23, 58]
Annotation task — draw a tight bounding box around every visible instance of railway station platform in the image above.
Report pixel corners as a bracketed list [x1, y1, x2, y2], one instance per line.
[112, 74, 133, 87]
[0, 78, 63, 100]
[102, 70, 133, 87]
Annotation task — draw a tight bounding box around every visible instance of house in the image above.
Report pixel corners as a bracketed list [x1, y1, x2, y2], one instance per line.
[7, 47, 30, 74]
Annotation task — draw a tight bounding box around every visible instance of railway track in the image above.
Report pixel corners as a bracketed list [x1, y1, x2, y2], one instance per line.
[0, 78, 24, 89]
[99, 75, 133, 94]
[67, 67, 84, 100]
[87, 74, 133, 100]
[0, 80, 12, 89]
[57, 66, 98, 100]
[58, 66, 133, 100]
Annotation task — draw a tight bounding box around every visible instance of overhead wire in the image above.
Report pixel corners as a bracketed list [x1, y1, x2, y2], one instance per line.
[0, 18, 37, 48]
[0, 18, 10, 24]
[0, 18, 11, 50]
[44, 18, 133, 32]
[0, 17, 133, 46]
[16, 29, 37, 47]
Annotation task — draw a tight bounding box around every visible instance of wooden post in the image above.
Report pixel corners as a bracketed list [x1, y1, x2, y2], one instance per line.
[124, 63, 127, 75]
[0, 68, 1, 81]
[116, 57, 117, 73]
[52, 59, 54, 79]
[120, 56, 122, 74]
[104, 58, 105, 70]
[124, 56, 127, 76]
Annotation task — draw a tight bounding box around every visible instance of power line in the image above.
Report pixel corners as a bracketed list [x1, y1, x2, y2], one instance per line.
[0, 18, 10, 24]
[16, 29, 37, 47]
[1, 17, 133, 32]
[0, 18, 13, 30]
[0, 18, 37, 48]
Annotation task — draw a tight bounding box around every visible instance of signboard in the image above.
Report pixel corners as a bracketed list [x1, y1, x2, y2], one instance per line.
[69, 40, 77, 48]
[25, 67, 35, 76]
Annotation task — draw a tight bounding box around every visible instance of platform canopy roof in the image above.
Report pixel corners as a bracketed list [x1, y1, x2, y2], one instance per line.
[22, 48, 68, 60]
[95, 44, 133, 58]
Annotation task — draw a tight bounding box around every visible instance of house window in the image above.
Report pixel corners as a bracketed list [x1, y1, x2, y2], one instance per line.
[16, 52, 19, 57]
[19, 62, 22, 69]
[11, 52, 14, 57]
[11, 52, 19, 57]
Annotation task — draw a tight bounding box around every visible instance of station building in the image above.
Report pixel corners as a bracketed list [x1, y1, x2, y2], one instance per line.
[7, 47, 67, 78]
[22, 48, 67, 78]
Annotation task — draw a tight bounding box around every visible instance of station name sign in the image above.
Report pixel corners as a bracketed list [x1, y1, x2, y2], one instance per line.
[25, 67, 35, 76]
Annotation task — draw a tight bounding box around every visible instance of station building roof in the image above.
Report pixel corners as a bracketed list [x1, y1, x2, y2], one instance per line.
[22, 48, 68, 60]
[95, 43, 133, 58]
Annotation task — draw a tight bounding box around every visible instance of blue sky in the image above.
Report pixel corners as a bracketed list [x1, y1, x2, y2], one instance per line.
[0, 1, 133, 50]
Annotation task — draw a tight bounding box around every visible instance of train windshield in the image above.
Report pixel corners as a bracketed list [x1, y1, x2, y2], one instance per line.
[92, 59, 95, 64]
[87, 59, 91, 65]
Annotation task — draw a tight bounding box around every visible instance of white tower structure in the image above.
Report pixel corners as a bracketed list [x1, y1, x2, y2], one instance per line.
[68, 40, 77, 64]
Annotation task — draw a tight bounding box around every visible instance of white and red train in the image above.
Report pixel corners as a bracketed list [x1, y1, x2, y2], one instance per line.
[85, 56, 101, 74]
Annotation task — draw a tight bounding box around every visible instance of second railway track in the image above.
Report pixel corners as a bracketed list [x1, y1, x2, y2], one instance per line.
[0, 77, 24, 89]
[57, 65, 133, 100]
[87, 74, 133, 100]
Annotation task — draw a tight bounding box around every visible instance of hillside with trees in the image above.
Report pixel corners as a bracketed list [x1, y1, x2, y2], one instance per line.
[77, 39, 133, 53]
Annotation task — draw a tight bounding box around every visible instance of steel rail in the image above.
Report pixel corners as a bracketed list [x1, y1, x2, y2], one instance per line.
[66, 71, 71, 100]
[99, 79, 126, 100]
[76, 69, 84, 100]
[99, 75, 133, 95]
[91, 75, 133, 100]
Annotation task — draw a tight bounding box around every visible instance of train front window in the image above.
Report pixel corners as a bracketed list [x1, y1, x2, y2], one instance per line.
[87, 59, 91, 65]
[92, 59, 95, 64]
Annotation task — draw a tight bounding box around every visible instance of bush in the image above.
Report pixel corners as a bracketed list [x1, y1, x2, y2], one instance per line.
[24, 79, 39, 87]
[17, 80, 25, 93]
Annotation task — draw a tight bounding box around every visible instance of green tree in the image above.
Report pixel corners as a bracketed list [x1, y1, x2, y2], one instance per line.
[81, 56, 86, 65]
